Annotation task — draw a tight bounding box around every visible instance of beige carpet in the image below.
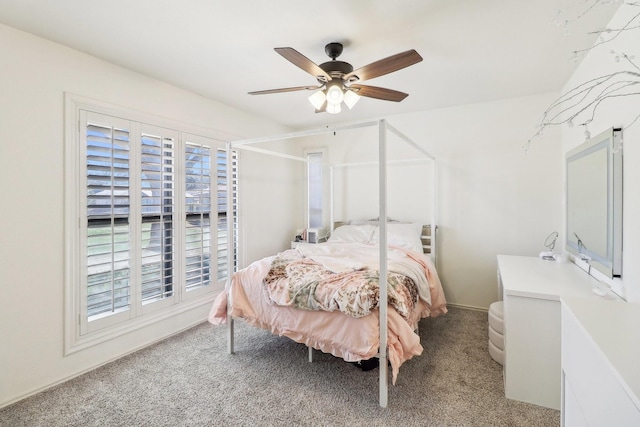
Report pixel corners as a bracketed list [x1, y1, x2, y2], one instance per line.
[0, 307, 559, 426]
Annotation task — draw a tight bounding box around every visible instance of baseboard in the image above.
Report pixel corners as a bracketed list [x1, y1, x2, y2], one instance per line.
[447, 302, 488, 313]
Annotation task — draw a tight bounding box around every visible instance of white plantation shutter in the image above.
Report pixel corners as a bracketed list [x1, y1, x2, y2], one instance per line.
[140, 130, 175, 304]
[185, 142, 212, 291]
[184, 142, 238, 291]
[85, 119, 131, 320]
[216, 148, 238, 280]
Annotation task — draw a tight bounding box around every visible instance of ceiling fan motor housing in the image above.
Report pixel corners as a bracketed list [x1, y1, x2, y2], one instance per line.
[318, 42, 354, 82]
[319, 60, 353, 81]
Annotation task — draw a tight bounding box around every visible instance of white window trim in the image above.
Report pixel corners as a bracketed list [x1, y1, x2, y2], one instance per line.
[303, 147, 328, 231]
[64, 93, 233, 355]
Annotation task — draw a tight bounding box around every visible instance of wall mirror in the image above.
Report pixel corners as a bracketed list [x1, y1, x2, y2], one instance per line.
[566, 127, 623, 278]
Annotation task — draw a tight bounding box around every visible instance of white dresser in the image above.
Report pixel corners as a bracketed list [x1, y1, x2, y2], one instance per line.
[497, 255, 620, 410]
[561, 297, 640, 426]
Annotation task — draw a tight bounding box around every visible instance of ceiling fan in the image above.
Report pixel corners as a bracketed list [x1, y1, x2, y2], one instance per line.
[248, 42, 423, 114]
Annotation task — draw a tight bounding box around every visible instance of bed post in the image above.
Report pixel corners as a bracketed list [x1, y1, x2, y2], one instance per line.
[226, 140, 235, 355]
[378, 119, 389, 408]
[431, 160, 437, 266]
[227, 310, 234, 354]
[329, 165, 335, 232]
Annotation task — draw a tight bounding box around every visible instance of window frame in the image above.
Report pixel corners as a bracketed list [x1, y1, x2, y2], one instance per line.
[64, 94, 236, 354]
[304, 148, 327, 230]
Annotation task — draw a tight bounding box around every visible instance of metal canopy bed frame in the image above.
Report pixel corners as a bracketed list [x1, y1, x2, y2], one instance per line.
[223, 119, 435, 408]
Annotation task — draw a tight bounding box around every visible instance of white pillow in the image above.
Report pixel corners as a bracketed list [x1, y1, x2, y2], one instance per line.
[347, 218, 377, 226]
[371, 223, 424, 253]
[328, 224, 376, 244]
[348, 217, 407, 226]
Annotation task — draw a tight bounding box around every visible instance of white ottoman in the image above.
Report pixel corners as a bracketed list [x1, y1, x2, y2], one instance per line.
[488, 301, 504, 365]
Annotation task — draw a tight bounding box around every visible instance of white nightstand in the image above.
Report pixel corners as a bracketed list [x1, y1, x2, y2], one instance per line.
[291, 240, 319, 249]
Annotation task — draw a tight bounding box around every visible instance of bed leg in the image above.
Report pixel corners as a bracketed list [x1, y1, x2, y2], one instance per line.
[379, 353, 388, 408]
[308, 346, 313, 363]
[227, 315, 235, 354]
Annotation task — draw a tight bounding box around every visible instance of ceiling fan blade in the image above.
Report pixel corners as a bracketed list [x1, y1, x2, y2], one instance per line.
[248, 85, 321, 95]
[344, 49, 423, 82]
[350, 84, 409, 102]
[275, 47, 332, 81]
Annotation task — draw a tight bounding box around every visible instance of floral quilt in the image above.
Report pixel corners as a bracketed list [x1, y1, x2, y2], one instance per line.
[263, 249, 419, 322]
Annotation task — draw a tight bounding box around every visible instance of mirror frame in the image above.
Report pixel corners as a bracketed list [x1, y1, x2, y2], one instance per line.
[565, 127, 623, 278]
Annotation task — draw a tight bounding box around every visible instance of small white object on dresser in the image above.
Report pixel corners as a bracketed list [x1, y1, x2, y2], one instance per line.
[562, 298, 640, 426]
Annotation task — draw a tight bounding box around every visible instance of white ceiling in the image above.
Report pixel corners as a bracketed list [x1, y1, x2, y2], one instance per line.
[0, 0, 620, 129]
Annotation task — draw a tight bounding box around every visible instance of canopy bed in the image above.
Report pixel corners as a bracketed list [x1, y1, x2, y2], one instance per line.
[209, 119, 446, 408]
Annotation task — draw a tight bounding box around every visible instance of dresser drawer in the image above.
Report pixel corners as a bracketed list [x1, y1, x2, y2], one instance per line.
[562, 304, 640, 426]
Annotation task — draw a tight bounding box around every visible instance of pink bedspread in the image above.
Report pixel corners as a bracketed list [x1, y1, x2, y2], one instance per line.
[209, 244, 447, 383]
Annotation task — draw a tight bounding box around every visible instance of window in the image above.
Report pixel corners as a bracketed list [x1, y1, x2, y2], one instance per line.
[184, 142, 211, 292]
[84, 117, 133, 323]
[307, 151, 323, 229]
[65, 97, 237, 352]
[184, 141, 238, 289]
[140, 129, 175, 306]
[215, 148, 238, 280]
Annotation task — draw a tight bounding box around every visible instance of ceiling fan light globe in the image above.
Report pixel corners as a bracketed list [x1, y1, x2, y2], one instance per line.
[326, 102, 342, 114]
[308, 90, 326, 110]
[326, 85, 344, 105]
[343, 90, 360, 109]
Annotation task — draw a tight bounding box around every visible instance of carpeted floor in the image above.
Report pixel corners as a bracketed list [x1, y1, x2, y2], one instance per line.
[0, 307, 560, 426]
